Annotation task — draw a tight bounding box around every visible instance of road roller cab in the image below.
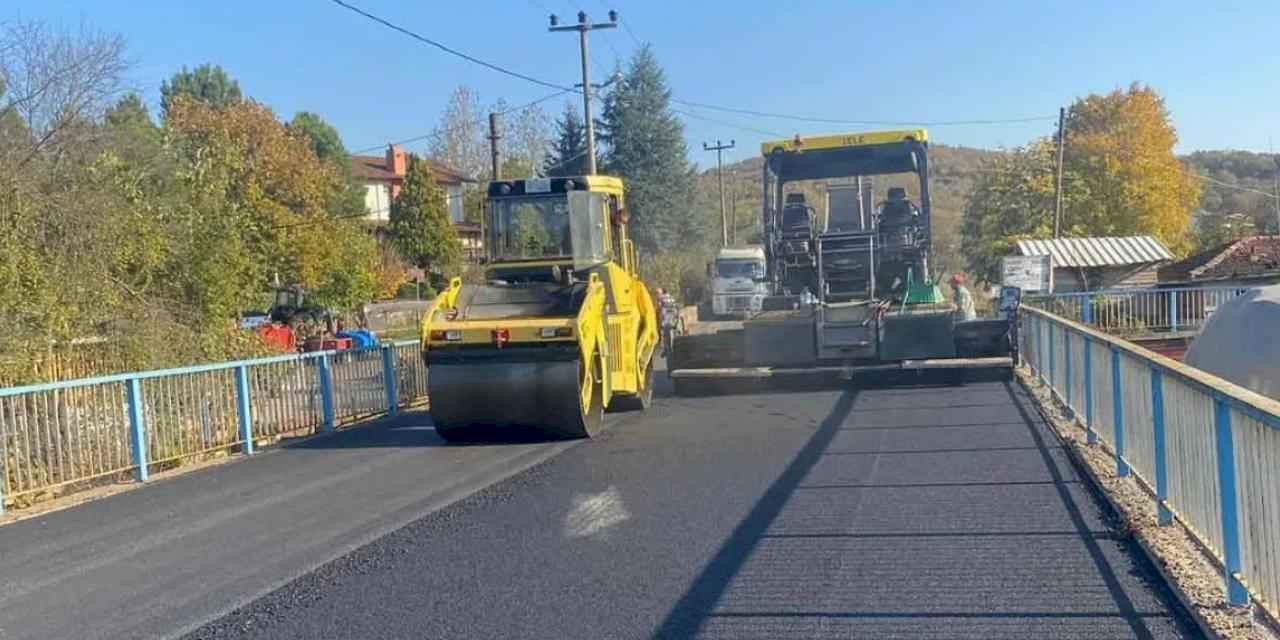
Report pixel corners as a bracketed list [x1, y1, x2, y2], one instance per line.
[422, 175, 658, 440]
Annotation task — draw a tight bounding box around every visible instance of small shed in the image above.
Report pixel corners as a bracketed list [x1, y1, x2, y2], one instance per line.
[1014, 236, 1174, 293]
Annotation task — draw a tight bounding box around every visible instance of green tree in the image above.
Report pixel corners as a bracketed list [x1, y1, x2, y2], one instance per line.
[960, 84, 1202, 281]
[160, 64, 242, 116]
[389, 155, 460, 276]
[960, 140, 1062, 281]
[289, 111, 347, 162]
[101, 93, 161, 167]
[599, 46, 700, 252]
[1061, 84, 1200, 255]
[544, 102, 588, 176]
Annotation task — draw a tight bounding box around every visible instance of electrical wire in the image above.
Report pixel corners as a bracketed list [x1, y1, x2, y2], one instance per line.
[330, 0, 573, 92]
[350, 89, 572, 155]
[672, 108, 786, 138]
[1182, 167, 1280, 199]
[669, 98, 1055, 127]
[333, 0, 1052, 134]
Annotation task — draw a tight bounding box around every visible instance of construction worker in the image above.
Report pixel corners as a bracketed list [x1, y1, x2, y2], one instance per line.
[656, 288, 681, 358]
[950, 273, 977, 322]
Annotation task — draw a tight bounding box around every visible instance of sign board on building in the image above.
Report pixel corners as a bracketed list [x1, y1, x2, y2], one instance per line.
[1001, 255, 1053, 293]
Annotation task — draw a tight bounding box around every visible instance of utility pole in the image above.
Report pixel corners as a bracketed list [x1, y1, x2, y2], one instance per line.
[483, 112, 501, 254]
[550, 10, 617, 175]
[1271, 138, 1279, 235]
[1053, 106, 1066, 238]
[704, 139, 735, 247]
[488, 112, 501, 181]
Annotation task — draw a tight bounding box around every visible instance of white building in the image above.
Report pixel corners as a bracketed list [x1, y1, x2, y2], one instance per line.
[349, 144, 482, 262]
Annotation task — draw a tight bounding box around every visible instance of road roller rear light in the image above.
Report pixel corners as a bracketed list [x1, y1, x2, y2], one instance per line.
[492, 328, 510, 348]
[540, 327, 574, 338]
[429, 330, 463, 341]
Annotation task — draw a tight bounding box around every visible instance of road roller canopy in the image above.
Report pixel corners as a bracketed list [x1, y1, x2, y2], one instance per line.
[486, 176, 622, 270]
[761, 129, 929, 182]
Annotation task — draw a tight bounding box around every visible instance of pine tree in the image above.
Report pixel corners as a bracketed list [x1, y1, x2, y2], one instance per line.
[160, 64, 242, 117]
[389, 156, 461, 279]
[598, 47, 700, 253]
[544, 102, 588, 177]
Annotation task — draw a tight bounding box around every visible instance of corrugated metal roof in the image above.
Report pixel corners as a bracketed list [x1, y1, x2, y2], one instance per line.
[1014, 236, 1173, 268]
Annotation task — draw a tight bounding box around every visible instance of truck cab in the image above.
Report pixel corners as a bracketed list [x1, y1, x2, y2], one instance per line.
[709, 246, 768, 318]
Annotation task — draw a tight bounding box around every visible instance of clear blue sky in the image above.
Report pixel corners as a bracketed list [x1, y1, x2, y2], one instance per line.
[23, 0, 1280, 167]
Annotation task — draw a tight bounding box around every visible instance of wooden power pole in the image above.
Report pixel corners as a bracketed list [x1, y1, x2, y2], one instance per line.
[1053, 107, 1066, 238]
[703, 139, 735, 247]
[549, 10, 617, 175]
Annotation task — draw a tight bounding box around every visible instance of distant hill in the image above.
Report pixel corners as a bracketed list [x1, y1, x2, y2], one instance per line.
[696, 145, 1279, 265]
[1182, 150, 1280, 241]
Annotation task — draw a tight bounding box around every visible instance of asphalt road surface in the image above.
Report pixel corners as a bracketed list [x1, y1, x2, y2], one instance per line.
[0, 374, 1197, 639]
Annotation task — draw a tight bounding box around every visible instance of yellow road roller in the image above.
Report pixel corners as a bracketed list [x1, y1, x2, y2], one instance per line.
[421, 175, 658, 440]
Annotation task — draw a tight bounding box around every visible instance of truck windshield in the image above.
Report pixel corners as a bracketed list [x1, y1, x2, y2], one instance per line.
[488, 196, 571, 261]
[716, 260, 761, 278]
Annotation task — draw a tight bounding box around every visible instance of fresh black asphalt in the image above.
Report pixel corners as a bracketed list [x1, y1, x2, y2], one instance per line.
[0, 375, 1199, 639]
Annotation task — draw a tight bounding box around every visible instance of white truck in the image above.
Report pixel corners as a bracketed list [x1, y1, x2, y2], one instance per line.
[707, 246, 769, 318]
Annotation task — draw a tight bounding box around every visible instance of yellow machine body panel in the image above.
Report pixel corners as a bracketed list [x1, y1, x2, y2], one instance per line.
[760, 128, 928, 155]
[420, 175, 656, 438]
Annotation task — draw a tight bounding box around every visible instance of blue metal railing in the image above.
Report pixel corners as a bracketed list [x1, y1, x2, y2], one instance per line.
[0, 341, 426, 513]
[1026, 285, 1249, 335]
[1023, 306, 1280, 615]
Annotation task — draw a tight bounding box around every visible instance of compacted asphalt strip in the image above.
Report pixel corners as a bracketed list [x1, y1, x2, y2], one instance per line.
[0, 373, 1199, 639]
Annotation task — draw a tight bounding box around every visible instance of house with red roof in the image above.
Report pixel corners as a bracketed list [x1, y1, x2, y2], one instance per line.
[349, 144, 483, 263]
[1158, 235, 1280, 288]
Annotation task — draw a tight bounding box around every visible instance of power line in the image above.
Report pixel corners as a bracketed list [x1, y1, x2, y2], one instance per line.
[335, 1, 1057, 139]
[589, 0, 629, 59]
[1183, 167, 1280, 200]
[330, 0, 572, 92]
[350, 89, 571, 155]
[673, 108, 786, 138]
[670, 98, 1056, 127]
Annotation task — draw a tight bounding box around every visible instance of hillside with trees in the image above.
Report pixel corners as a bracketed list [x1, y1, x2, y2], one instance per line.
[1184, 150, 1280, 246]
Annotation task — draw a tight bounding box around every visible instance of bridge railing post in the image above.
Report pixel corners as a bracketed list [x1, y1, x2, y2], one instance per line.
[381, 344, 398, 416]
[1213, 396, 1248, 606]
[1111, 347, 1128, 477]
[318, 354, 335, 432]
[1048, 319, 1056, 392]
[235, 365, 254, 455]
[1083, 336, 1096, 444]
[1035, 315, 1044, 382]
[1082, 295, 1094, 326]
[1168, 290, 1178, 332]
[126, 377, 149, 482]
[1150, 366, 1170, 525]
[1063, 327, 1072, 411]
